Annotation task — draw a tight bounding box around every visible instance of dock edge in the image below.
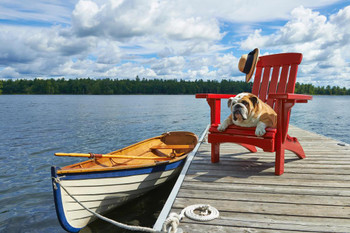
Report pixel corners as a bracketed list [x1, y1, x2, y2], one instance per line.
[153, 124, 210, 231]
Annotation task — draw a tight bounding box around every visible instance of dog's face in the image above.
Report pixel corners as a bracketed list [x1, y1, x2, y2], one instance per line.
[228, 93, 258, 122]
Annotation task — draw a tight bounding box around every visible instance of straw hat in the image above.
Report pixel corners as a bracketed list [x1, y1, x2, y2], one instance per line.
[238, 48, 259, 82]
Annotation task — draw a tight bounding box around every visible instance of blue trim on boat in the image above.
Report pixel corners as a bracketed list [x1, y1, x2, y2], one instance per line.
[51, 166, 81, 233]
[58, 160, 184, 180]
[51, 159, 185, 232]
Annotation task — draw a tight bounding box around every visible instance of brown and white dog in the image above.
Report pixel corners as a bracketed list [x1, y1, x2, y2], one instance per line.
[217, 93, 277, 136]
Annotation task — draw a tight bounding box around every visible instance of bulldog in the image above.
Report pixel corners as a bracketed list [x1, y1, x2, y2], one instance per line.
[217, 93, 277, 136]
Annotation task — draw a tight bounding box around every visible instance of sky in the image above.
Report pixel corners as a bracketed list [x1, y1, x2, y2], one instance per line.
[1, 0, 350, 87]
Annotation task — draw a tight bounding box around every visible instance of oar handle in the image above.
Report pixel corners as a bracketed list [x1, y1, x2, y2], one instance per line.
[55, 153, 103, 158]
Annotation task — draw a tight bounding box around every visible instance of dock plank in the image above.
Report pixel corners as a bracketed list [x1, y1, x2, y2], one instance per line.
[161, 126, 350, 233]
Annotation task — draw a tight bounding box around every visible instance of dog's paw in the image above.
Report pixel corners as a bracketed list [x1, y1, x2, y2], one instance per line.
[255, 123, 266, 136]
[217, 124, 226, 132]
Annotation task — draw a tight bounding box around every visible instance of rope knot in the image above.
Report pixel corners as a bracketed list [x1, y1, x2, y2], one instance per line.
[162, 212, 181, 233]
[89, 153, 95, 159]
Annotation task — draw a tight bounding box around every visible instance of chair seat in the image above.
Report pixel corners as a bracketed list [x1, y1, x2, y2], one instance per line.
[209, 125, 277, 139]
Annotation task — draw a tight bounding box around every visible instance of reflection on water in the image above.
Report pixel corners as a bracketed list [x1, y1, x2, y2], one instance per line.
[0, 95, 349, 232]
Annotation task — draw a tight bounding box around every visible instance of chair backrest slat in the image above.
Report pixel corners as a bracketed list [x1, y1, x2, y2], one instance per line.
[252, 53, 302, 110]
[276, 65, 290, 94]
[266, 66, 281, 107]
[286, 64, 299, 93]
[252, 66, 262, 95]
[259, 67, 272, 102]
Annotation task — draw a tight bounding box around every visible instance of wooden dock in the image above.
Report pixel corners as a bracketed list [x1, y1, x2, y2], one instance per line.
[154, 126, 350, 233]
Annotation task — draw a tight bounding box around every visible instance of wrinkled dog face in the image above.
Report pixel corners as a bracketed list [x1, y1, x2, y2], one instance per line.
[228, 93, 258, 122]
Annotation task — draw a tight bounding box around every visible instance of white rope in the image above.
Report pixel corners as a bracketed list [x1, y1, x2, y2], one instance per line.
[184, 204, 219, 221]
[53, 177, 159, 233]
[162, 213, 180, 233]
[162, 204, 219, 233]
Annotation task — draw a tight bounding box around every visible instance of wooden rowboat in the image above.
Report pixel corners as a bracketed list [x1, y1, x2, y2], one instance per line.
[51, 131, 197, 232]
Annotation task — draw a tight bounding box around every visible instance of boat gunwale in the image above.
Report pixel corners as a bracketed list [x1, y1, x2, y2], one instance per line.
[55, 159, 186, 180]
[56, 154, 187, 175]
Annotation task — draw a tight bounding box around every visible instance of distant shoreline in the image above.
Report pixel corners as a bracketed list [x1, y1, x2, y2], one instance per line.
[1, 78, 349, 95]
[1, 94, 350, 96]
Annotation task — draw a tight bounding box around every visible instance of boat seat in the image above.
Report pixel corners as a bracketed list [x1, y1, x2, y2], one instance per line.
[150, 145, 194, 150]
[150, 145, 194, 158]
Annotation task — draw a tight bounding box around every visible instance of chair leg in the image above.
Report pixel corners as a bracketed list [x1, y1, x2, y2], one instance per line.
[275, 147, 285, 176]
[238, 143, 257, 153]
[275, 135, 305, 175]
[285, 135, 306, 159]
[211, 143, 220, 163]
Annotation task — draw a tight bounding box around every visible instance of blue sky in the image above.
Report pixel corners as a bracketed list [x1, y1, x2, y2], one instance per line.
[1, 0, 350, 87]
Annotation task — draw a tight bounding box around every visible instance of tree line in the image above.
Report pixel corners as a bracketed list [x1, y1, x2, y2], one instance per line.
[0, 77, 349, 95]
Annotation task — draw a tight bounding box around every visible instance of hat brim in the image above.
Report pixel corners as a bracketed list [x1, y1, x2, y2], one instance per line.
[245, 48, 259, 82]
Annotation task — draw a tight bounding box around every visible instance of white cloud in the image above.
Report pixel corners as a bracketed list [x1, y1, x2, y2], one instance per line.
[215, 53, 240, 77]
[95, 41, 122, 64]
[0, 25, 99, 78]
[241, 6, 338, 50]
[151, 56, 185, 76]
[0, 67, 21, 79]
[71, 0, 223, 42]
[240, 5, 350, 87]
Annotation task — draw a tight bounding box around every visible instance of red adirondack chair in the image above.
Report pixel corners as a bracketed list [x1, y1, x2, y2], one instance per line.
[196, 53, 312, 175]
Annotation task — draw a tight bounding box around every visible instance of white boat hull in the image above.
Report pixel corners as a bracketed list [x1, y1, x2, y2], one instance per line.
[51, 160, 185, 232]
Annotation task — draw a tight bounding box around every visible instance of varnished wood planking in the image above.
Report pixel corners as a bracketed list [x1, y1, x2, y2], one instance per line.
[168, 126, 350, 232]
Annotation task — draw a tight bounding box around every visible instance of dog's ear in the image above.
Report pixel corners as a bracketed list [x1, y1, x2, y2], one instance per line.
[228, 97, 234, 108]
[249, 96, 259, 107]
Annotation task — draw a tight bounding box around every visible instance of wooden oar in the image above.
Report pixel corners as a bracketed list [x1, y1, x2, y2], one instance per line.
[54, 152, 170, 160]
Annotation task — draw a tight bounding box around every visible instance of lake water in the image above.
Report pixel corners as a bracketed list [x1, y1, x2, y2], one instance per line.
[0, 95, 349, 233]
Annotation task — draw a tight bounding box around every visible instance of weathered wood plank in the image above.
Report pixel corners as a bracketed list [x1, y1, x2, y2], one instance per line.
[186, 169, 350, 181]
[177, 189, 350, 206]
[183, 174, 350, 188]
[180, 181, 350, 197]
[187, 163, 350, 175]
[190, 160, 350, 169]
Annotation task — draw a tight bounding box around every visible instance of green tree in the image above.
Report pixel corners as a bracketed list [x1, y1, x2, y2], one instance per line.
[1, 78, 349, 95]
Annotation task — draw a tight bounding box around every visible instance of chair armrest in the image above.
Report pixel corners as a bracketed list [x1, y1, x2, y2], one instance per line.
[270, 93, 312, 143]
[196, 93, 236, 99]
[268, 93, 312, 103]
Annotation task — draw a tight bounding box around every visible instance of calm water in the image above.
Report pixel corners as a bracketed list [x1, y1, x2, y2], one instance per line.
[0, 95, 349, 233]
